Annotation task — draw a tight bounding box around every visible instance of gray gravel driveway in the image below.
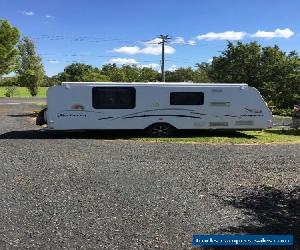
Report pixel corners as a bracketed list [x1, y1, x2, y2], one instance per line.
[0, 101, 299, 249]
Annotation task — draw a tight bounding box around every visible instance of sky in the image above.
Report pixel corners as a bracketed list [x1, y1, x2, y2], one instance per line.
[1, 0, 300, 76]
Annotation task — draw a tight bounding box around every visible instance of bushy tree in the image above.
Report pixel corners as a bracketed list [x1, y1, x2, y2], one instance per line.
[17, 37, 45, 96]
[193, 63, 212, 83]
[4, 85, 17, 97]
[210, 41, 261, 87]
[138, 67, 160, 82]
[101, 64, 126, 82]
[0, 20, 20, 76]
[209, 41, 300, 108]
[18, 69, 41, 96]
[121, 65, 139, 82]
[101, 64, 160, 82]
[59, 63, 109, 82]
[259, 47, 300, 108]
[42, 75, 58, 87]
[165, 67, 194, 82]
[0, 76, 18, 86]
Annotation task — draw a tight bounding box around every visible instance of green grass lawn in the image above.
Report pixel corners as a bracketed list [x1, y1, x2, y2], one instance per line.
[131, 129, 300, 144]
[0, 87, 48, 98]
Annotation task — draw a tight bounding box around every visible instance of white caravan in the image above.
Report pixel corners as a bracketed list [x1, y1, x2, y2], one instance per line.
[37, 82, 273, 136]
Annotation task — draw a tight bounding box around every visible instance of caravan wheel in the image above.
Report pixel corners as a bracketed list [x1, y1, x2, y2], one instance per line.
[146, 123, 175, 137]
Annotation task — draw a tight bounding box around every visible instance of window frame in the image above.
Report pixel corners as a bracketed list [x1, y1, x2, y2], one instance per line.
[170, 91, 204, 105]
[92, 87, 136, 109]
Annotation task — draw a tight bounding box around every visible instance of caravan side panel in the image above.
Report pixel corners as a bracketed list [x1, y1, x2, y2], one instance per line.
[45, 84, 272, 130]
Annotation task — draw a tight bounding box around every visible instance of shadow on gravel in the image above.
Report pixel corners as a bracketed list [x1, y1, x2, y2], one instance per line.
[8, 112, 38, 118]
[205, 186, 300, 250]
[0, 129, 256, 140]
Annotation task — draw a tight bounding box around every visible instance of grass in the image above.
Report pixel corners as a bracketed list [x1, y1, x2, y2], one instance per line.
[0, 87, 48, 98]
[131, 129, 300, 144]
[273, 115, 291, 118]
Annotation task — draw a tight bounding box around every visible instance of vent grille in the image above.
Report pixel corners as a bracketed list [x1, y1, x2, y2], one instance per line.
[210, 102, 230, 107]
[235, 120, 254, 126]
[211, 89, 223, 93]
[209, 122, 229, 127]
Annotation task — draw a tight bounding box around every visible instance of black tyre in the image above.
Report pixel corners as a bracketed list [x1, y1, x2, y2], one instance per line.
[146, 123, 175, 137]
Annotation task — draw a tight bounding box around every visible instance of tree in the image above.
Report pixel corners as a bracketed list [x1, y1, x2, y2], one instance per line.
[101, 64, 160, 82]
[17, 37, 45, 96]
[210, 41, 262, 87]
[101, 64, 126, 82]
[209, 41, 300, 108]
[42, 75, 58, 87]
[259, 47, 300, 108]
[0, 20, 20, 76]
[59, 63, 109, 82]
[165, 67, 194, 82]
[138, 67, 160, 82]
[193, 63, 212, 83]
[120, 65, 139, 82]
[0, 76, 18, 86]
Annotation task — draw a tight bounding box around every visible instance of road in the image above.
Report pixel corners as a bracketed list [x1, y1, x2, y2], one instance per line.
[0, 100, 299, 249]
[0, 97, 46, 104]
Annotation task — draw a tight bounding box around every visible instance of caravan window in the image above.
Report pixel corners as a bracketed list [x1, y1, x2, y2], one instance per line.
[92, 87, 136, 109]
[170, 92, 204, 105]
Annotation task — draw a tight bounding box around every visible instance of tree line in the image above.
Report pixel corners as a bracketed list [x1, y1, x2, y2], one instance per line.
[0, 19, 299, 109]
[0, 20, 44, 96]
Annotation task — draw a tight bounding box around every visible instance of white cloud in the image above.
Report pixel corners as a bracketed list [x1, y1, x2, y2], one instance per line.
[252, 28, 294, 39]
[45, 15, 54, 19]
[187, 40, 196, 45]
[109, 58, 138, 65]
[141, 45, 175, 55]
[139, 63, 159, 70]
[48, 60, 59, 64]
[163, 45, 176, 54]
[197, 31, 246, 40]
[112, 36, 177, 56]
[139, 46, 162, 55]
[196, 28, 294, 41]
[168, 65, 178, 71]
[171, 37, 196, 46]
[112, 46, 140, 55]
[144, 38, 162, 46]
[22, 11, 34, 16]
[208, 58, 213, 63]
[172, 37, 185, 44]
[112, 44, 175, 55]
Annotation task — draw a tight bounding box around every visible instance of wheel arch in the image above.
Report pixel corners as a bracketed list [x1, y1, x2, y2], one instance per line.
[144, 122, 177, 130]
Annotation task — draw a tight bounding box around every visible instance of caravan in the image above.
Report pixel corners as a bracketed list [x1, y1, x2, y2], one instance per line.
[37, 82, 273, 136]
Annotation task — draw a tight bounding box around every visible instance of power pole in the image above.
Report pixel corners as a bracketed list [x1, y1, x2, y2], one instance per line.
[158, 35, 171, 82]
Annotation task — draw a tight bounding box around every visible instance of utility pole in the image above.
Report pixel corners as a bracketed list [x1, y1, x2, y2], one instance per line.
[158, 35, 171, 82]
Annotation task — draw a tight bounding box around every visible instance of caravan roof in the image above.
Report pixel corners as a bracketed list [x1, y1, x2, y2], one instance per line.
[61, 82, 248, 88]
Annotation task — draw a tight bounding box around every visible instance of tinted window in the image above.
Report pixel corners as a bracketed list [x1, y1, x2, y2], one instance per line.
[170, 92, 204, 105]
[92, 87, 135, 109]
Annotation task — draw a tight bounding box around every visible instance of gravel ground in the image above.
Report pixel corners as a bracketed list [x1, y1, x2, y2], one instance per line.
[0, 101, 299, 249]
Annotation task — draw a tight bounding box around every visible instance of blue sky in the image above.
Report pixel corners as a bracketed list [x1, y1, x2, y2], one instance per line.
[1, 0, 300, 76]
